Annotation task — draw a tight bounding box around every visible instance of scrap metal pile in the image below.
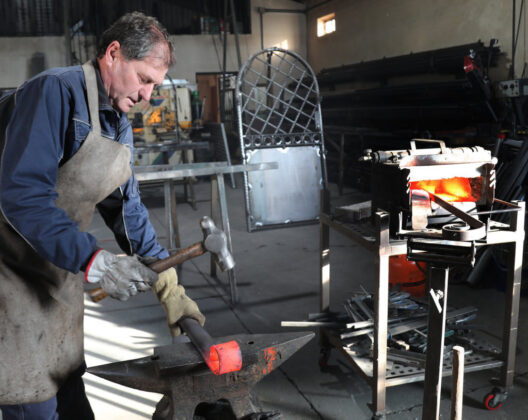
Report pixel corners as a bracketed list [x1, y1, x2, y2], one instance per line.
[283, 286, 499, 369]
[339, 289, 483, 366]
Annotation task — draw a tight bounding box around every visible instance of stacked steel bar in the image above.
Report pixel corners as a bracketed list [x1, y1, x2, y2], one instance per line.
[316, 41, 503, 188]
[317, 41, 501, 87]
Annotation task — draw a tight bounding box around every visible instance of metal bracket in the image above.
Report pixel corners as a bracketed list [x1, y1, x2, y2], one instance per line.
[407, 238, 476, 267]
[429, 289, 444, 314]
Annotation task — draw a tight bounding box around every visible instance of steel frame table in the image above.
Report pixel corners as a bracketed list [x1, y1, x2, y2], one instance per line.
[134, 140, 211, 210]
[319, 189, 525, 418]
[135, 161, 278, 304]
[133, 140, 210, 155]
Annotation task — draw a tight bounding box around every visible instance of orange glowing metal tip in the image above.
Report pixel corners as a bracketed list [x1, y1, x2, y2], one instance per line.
[179, 318, 242, 375]
[205, 340, 243, 375]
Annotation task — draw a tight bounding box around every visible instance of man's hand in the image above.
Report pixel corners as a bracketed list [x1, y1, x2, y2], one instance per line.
[152, 267, 205, 336]
[85, 249, 158, 301]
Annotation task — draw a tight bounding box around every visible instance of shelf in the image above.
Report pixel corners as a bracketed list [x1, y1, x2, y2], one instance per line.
[323, 327, 504, 388]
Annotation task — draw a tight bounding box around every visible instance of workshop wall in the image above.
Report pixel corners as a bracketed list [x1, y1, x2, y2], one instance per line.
[168, 0, 306, 82]
[306, 0, 521, 81]
[0, 0, 306, 88]
[0, 36, 66, 88]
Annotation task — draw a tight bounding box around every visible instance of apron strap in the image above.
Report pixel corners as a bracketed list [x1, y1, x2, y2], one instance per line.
[81, 61, 101, 136]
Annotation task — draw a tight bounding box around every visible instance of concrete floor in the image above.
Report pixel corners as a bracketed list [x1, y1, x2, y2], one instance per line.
[80, 176, 528, 420]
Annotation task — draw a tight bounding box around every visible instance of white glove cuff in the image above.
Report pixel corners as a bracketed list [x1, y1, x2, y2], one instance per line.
[85, 249, 114, 283]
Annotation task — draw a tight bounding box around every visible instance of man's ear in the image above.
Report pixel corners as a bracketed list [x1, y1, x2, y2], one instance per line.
[104, 40, 121, 66]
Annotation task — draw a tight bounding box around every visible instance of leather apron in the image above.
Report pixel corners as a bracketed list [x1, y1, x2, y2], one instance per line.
[0, 62, 131, 404]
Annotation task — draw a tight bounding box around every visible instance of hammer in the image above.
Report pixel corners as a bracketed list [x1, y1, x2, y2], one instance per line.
[89, 216, 235, 302]
[89, 216, 241, 376]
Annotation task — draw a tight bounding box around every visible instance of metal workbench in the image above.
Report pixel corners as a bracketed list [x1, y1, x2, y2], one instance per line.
[133, 140, 210, 155]
[135, 161, 278, 304]
[134, 140, 211, 209]
[319, 189, 525, 418]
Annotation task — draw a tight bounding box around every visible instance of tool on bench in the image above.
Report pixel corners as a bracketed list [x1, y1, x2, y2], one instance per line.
[88, 331, 314, 419]
[89, 216, 235, 302]
[90, 216, 240, 376]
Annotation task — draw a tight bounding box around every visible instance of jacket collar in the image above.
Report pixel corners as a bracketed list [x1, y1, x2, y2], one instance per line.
[92, 59, 119, 114]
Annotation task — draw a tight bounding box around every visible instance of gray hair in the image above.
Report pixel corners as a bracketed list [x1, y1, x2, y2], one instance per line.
[97, 12, 174, 67]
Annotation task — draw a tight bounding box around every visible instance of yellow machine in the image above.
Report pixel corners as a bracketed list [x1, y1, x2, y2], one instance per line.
[128, 84, 193, 166]
[129, 86, 192, 140]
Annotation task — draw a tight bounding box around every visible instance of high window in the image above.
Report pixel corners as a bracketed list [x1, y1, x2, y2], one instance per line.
[317, 12, 335, 37]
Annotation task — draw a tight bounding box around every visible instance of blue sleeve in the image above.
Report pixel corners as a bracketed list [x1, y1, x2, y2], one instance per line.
[0, 75, 97, 273]
[122, 173, 169, 260]
[97, 122, 168, 260]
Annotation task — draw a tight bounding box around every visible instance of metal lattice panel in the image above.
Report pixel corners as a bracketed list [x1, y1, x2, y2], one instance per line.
[238, 48, 322, 143]
[236, 48, 327, 231]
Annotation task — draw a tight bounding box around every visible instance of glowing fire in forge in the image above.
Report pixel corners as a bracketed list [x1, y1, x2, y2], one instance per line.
[410, 177, 479, 202]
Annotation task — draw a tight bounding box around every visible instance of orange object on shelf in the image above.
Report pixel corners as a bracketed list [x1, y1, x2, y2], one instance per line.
[389, 254, 426, 297]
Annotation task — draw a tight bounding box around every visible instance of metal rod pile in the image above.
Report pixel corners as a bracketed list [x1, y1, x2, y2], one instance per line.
[282, 286, 480, 368]
[341, 289, 478, 364]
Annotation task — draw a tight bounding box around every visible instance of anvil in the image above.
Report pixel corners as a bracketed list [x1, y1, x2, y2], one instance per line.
[87, 331, 314, 419]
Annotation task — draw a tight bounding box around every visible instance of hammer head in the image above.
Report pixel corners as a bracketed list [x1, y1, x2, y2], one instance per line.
[200, 216, 235, 271]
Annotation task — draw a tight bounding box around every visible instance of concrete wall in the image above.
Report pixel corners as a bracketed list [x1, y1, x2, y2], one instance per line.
[0, 36, 67, 88]
[306, 0, 521, 80]
[0, 0, 306, 88]
[171, 0, 306, 82]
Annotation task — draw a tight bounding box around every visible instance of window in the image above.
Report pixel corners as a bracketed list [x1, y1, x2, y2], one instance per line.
[317, 13, 336, 37]
[275, 40, 289, 49]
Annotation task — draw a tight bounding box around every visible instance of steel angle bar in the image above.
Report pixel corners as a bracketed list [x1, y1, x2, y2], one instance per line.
[281, 320, 346, 328]
[389, 306, 477, 337]
[346, 320, 374, 329]
[387, 350, 426, 368]
[341, 328, 374, 339]
[344, 303, 363, 323]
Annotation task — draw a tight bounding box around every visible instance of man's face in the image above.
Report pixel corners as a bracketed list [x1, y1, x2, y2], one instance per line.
[104, 43, 169, 113]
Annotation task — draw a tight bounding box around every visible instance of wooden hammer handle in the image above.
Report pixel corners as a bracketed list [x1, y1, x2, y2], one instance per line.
[88, 242, 205, 302]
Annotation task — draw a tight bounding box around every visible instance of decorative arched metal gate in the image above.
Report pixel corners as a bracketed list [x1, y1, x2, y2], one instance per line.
[236, 47, 327, 231]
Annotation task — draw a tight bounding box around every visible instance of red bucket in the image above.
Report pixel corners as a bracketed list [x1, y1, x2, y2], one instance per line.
[389, 254, 426, 297]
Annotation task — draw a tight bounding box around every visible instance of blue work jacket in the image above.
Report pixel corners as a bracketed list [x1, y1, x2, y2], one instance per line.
[0, 63, 168, 273]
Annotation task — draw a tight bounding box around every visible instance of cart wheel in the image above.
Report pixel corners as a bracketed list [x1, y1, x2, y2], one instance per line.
[318, 348, 330, 370]
[483, 388, 506, 410]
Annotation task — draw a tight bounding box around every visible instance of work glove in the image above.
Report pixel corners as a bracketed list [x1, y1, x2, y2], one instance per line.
[152, 267, 206, 336]
[85, 249, 158, 301]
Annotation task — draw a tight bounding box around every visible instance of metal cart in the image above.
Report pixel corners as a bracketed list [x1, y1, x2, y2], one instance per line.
[318, 189, 525, 418]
